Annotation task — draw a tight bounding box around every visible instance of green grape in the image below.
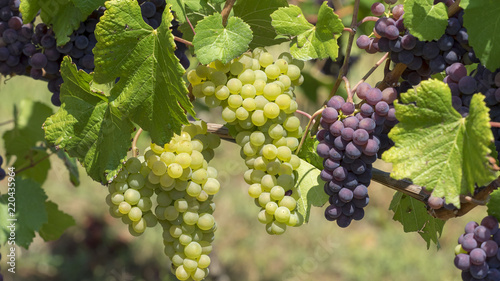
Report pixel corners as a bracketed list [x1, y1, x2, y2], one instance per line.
[198, 255, 211, 269]
[242, 142, 258, 156]
[196, 65, 210, 79]
[188, 151, 202, 170]
[248, 183, 263, 198]
[274, 206, 291, 223]
[228, 94, 243, 108]
[168, 163, 183, 178]
[147, 155, 160, 169]
[206, 134, 221, 149]
[277, 146, 292, 162]
[157, 191, 173, 206]
[239, 118, 254, 130]
[251, 110, 267, 126]
[249, 131, 265, 146]
[238, 55, 253, 69]
[278, 75, 292, 90]
[171, 252, 185, 267]
[209, 70, 228, 86]
[176, 265, 190, 281]
[111, 192, 125, 205]
[279, 196, 297, 211]
[186, 182, 202, 197]
[259, 52, 274, 67]
[161, 151, 176, 165]
[222, 106, 237, 123]
[278, 52, 293, 63]
[202, 178, 220, 195]
[250, 169, 266, 183]
[143, 212, 158, 227]
[287, 64, 301, 80]
[118, 201, 132, 214]
[275, 59, 288, 73]
[279, 162, 293, 175]
[215, 85, 230, 100]
[254, 70, 267, 81]
[262, 144, 278, 160]
[197, 213, 215, 230]
[230, 61, 244, 75]
[236, 107, 249, 121]
[265, 201, 278, 214]
[155, 206, 167, 220]
[258, 192, 272, 207]
[183, 211, 200, 225]
[127, 174, 145, 190]
[192, 268, 207, 281]
[287, 212, 301, 226]
[175, 198, 189, 213]
[263, 83, 281, 101]
[283, 116, 300, 132]
[170, 224, 183, 238]
[132, 217, 147, 233]
[270, 186, 285, 201]
[183, 257, 198, 272]
[253, 79, 266, 94]
[241, 84, 256, 99]
[196, 190, 209, 202]
[254, 156, 268, 171]
[271, 221, 287, 235]
[266, 160, 281, 176]
[289, 155, 301, 170]
[187, 69, 203, 85]
[242, 98, 256, 112]
[286, 137, 299, 151]
[164, 206, 179, 221]
[227, 78, 242, 94]
[124, 188, 141, 205]
[268, 124, 284, 139]
[275, 94, 292, 110]
[185, 242, 203, 259]
[122, 215, 133, 225]
[263, 102, 280, 119]
[205, 95, 221, 108]
[148, 171, 161, 184]
[140, 164, 151, 177]
[192, 84, 204, 98]
[258, 209, 273, 224]
[207, 166, 218, 178]
[140, 186, 154, 197]
[192, 168, 208, 184]
[265, 64, 280, 80]
[175, 153, 192, 169]
[238, 69, 256, 85]
[182, 223, 196, 234]
[152, 160, 167, 176]
[160, 173, 175, 190]
[128, 206, 142, 221]
[261, 174, 277, 191]
[125, 157, 142, 174]
[177, 140, 193, 154]
[214, 60, 231, 72]
[201, 81, 216, 96]
[179, 233, 193, 246]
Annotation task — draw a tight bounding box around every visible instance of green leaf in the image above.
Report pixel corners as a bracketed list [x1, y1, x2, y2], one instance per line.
[55, 150, 80, 187]
[294, 159, 329, 223]
[39, 201, 76, 241]
[20, 0, 105, 46]
[488, 189, 500, 221]
[2, 100, 53, 184]
[271, 2, 344, 60]
[177, 1, 218, 42]
[462, 1, 500, 71]
[193, 13, 253, 64]
[233, 0, 288, 49]
[403, 0, 448, 41]
[93, 0, 194, 146]
[12, 178, 48, 248]
[44, 57, 135, 183]
[382, 80, 497, 208]
[389, 192, 445, 249]
[297, 136, 323, 171]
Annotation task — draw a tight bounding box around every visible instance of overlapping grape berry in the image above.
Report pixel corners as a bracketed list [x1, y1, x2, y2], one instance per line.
[0, 155, 5, 180]
[187, 50, 305, 234]
[454, 216, 500, 280]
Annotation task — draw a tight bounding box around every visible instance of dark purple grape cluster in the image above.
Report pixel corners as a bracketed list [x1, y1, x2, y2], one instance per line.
[357, 1, 477, 89]
[0, 155, 5, 180]
[454, 216, 500, 280]
[0, 0, 33, 76]
[316, 95, 383, 227]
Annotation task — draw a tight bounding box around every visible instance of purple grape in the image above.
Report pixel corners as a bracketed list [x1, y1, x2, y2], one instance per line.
[401, 34, 416, 50]
[356, 35, 371, 50]
[316, 142, 331, 158]
[470, 248, 487, 265]
[475, 226, 493, 243]
[455, 253, 471, 271]
[366, 88, 383, 105]
[341, 102, 355, 115]
[371, 2, 385, 16]
[459, 76, 477, 95]
[333, 166, 348, 181]
[325, 204, 342, 221]
[353, 129, 369, 146]
[330, 121, 344, 136]
[482, 240, 499, 257]
[481, 216, 499, 235]
[322, 107, 339, 123]
[470, 263, 489, 279]
[327, 95, 346, 110]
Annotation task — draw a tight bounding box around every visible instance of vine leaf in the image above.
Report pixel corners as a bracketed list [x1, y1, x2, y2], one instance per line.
[192, 13, 253, 64]
[403, 0, 448, 41]
[389, 192, 445, 249]
[55, 150, 80, 187]
[382, 80, 497, 208]
[93, 0, 193, 146]
[39, 201, 76, 241]
[0, 178, 49, 248]
[294, 159, 329, 223]
[462, 0, 500, 71]
[44, 57, 135, 183]
[270, 2, 344, 61]
[487, 189, 500, 221]
[2, 100, 53, 184]
[297, 136, 323, 171]
[233, 0, 288, 49]
[20, 0, 105, 46]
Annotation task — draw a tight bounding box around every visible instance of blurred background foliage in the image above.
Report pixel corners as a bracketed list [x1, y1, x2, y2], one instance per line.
[0, 0, 486, 280]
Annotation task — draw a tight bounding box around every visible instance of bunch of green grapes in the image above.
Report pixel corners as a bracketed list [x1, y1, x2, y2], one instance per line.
[144, 121, 220, 281]
[106, 156, 158, 236]
[187, 50, 305, 235]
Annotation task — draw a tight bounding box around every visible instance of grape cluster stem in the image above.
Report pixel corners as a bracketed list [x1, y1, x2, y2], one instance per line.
[132, 128, 143, 157]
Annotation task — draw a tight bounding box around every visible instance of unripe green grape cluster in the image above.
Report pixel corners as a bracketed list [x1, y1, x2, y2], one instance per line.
[187, 50, 305, 235]
[146, 121, 220, 281]
[106, 156, 158, 236]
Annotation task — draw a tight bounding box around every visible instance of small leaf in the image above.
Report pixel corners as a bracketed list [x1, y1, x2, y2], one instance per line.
[271, 2, 344, 60]
[389, 192, 445, 249]
[294, 159, 329, 223]
[193, 13, 253, 64]
[44, 57, 135, 183]
[233, 0, 288, 49]
[383, 80, 497, 208]
[462, 0, 500, 71]
[487, 189, 500, 221]
[297, 136, 323, 171]
[20, 0, 105, 45]
[55, 150, 80, 186]
[403, 0, 448, 41]
[94, 0, 194, 146]
[39, 201, 76, 241]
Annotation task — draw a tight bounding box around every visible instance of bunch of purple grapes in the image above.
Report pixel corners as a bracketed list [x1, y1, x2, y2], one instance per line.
[316, 94, 384, 227]
[0, 155, 5, 180]
[0, 0, 33, 76]
[358, 1, 477, 89]
[454, 216, 500, 280]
